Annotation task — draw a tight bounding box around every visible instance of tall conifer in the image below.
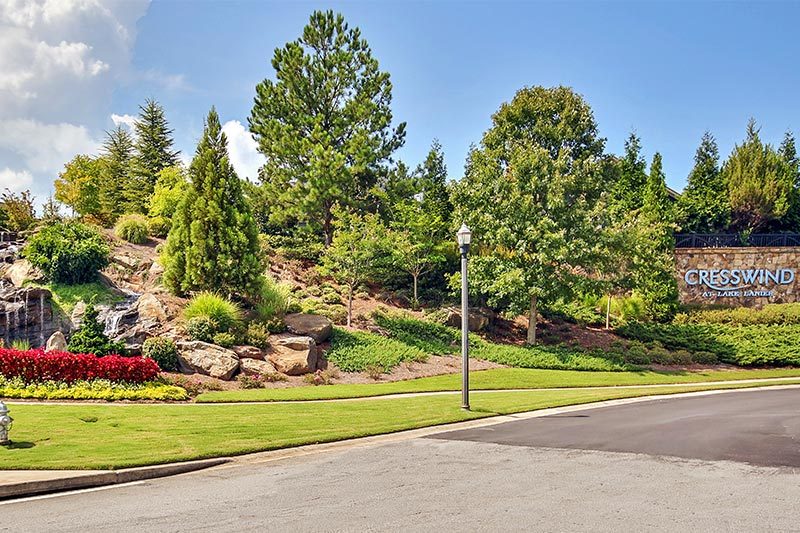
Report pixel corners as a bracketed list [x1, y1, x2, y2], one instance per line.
[131, 99, 179, 212]
[100, 126, 134, 221]
[162, 108, 263, 298]
[677, 131, 728, 232]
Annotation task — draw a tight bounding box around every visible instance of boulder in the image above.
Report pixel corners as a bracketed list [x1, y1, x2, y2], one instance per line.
[71, 301, 87, 328]
[284, 313, 333, 343]
[135, 293, 167, 323]
[240, 358, 278, 376]
[45, 331, 67, 352]
[442, 307, 494, 332]
[111, 254, 139, 270]
[267, 334, 318, 375]
[5, 260, 43, 287]
[232, 345, 265, 360]
[177, 341, 240, 380]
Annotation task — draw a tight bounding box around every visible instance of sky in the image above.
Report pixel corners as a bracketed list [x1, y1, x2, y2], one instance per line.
[2, 0, 800, 204]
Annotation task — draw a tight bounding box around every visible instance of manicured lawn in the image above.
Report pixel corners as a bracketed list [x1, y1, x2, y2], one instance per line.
[3, 379, 800, 470]
[196, 367, 800, 402]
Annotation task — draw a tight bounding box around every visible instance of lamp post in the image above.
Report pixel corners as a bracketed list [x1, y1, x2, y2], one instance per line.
[457, 224, 472, 410]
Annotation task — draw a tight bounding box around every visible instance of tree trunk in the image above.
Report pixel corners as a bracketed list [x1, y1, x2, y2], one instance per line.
[347, 285, 353, 327]
[412, 274, 419, 308]
[605, 295, 611, 330]
[322, 207, 333, 247]
[526, 294, 537, 345]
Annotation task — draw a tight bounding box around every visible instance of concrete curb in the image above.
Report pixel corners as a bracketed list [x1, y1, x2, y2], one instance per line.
[0, 458, 230, 500]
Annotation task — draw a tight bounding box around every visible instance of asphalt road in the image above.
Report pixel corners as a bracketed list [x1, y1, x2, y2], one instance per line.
[4, 388, 800, 532]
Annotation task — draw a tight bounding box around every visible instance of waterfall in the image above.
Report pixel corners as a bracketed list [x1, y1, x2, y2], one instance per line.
[22, 290, 29, 342]
[3, 310, 8, 346]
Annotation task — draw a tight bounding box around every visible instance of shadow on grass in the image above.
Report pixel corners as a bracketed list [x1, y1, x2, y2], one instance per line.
[3, 441, 35, 449]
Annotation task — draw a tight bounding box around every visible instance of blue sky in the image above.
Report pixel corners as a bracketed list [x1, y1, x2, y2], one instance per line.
[2, 1, 799, 201]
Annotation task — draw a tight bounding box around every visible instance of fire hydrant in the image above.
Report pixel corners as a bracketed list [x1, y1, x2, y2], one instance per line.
[0, 401, 12, 445]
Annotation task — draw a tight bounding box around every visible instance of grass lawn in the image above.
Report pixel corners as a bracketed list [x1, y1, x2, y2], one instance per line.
[3, 379, 800, 470]
[196, 367, 800, 402]
[30, 281, 123, 314]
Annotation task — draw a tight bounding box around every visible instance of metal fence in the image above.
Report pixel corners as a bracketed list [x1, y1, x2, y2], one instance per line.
[674, 233, 800, 248]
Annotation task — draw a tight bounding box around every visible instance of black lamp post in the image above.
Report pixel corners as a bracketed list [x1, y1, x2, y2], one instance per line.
[457, 223, 472, 410]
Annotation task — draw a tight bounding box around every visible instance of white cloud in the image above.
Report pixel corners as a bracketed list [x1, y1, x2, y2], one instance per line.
[0, 118, 101, 175]
[0, 0, 150, 200]
[111, 113, 137, 131]
[0, 168, 34, 192]
[222, 120, 265, 181]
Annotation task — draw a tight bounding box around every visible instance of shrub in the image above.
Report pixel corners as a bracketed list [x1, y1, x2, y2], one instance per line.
[212, 332, 236, 348]
[23, 221, 110, 284]
[246, 322, 271, 349]
[186, 316, 217, 342]
[365, 364, 383, 380]
[674, 304, 800, 326]
[255, 277, 290, 322]
[317, 304, 347, 324]
[0, 376, 188, 401]
[183, 292, 242, 332]
[142, 337, 179, 371]
[321, 288, 341, 304]
[114, 214, 149, 244]
[302, 368, 339, 386]
[147, 216, 171, 238]
[237, 374, 265, 389]
[67, 303, 126, 356]
[0, 348, 159, 383]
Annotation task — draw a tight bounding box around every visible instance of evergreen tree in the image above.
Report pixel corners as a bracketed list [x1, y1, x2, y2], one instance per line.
[249, 10, 406, 246]
[643, 152, 672, 220]
[67, 304, 125, 356]
[162, 108, 263, 299]
[611, 132, 648, 212]
[100, 126, 134, 220]
[677, 131, 728, 232]
[131, 99, 179, 212]
[725, 119, 793, 233]
[779, 130, 800, 231]
[416, 140, 452, 231]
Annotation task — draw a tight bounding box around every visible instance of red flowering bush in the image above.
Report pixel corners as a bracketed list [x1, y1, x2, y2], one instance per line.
[0, 348, 160, 384]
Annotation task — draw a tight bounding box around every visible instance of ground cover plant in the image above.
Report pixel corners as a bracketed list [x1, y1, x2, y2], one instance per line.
[4, 380, 800, 470]
[373, 312, 629, 371]
[0, 348, 159, 383]
[325, 328, 429, 372]
[196, 367, 800, 402]
[0, 376, 187, 401]
[35, 281, 123, 314]
[617, 322, 800, 366]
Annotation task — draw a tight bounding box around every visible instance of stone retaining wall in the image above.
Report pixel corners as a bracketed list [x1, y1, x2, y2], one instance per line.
[675, 246, 800, 307]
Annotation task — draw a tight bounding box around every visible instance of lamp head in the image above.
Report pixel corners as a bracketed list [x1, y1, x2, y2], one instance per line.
[457, 224, 472, 247]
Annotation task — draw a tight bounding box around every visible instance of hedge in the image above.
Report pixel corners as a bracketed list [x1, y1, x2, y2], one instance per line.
[0, 348, 160, 384]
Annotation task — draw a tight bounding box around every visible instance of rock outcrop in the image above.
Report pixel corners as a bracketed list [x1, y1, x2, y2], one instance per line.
[0, 286, 69, 347]
[232, 345, 265, 360]
[240, 358, 278, 376]
[284, 313, 333, 343]
[45, 331, 67, 352]
[441, 307, 494, 332]
[267, 334, 318, 375]
[177, 341, 240, 380]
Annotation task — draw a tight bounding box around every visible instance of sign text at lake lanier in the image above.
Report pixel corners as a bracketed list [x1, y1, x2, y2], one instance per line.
[684, 267, 796, 298]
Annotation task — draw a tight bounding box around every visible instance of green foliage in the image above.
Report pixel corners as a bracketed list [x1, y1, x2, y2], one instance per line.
[678, 131, 729, 232]
[0, 189, 36, 231]
[10, 339, 31, 350]
[725, 119, 794, 232]
[114, 214, 149, 244]
[186, 316, 217, 342]
[42, 281, 122, 314]
[162, 108, 264, 298]
[148, 165, 188, 220]
[0, 376, 188, 401]
[249, 10, 406, 245]
[452, 86, 611, 344]
[616, 321, 800, 366]
[373, 312, 628, 372]
[611, 132, 648, 213]
[674, 304, 800, 326]
[55, 155, 105, 221]
[23, 221, 110, 284]
[319, 209, 389, 325]
[416, 139, 452, 231]
[142, 337, 179, 371]
[246, 322, 271, 349]
[100, 126, 135, 219]
[326, 328, 428, 372]
[255, 276, 291, 322]
[67, 304, 126, 356]
[212, 332, 236, 349]
[130, 99, 180, 211]
[147, 216, 171, 238]
[183, 292, 242, 333]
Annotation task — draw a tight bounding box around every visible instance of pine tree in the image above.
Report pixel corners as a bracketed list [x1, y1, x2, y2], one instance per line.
[162, 108, 263, 298]
[725, 119, 793, 233]
[416, 140, 451, 232]
[249, 10, 406, 246]
[131, 99, 179, 212]
[677, 131, 728, 232]
[100, 126, 134, 221]
[779, 130, 800, 231]
[611, 132, 648, 212]
[643, 152, 672, 221]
